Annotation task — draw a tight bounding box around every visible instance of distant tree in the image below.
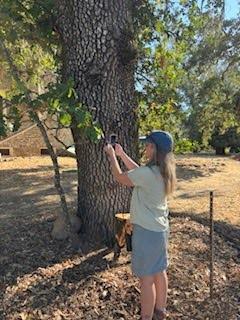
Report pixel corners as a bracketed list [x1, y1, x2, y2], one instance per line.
[183, 15, 240, 147]
[210, 127, 240, 155]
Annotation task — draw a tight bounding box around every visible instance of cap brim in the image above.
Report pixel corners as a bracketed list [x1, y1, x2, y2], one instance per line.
[139, 135, 147, 143]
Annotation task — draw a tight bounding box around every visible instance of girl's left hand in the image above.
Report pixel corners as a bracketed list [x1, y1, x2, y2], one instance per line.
[104, 143, 115, 157]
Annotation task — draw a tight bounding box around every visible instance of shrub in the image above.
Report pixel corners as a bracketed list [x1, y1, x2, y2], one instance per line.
[174, 138, 200, 154]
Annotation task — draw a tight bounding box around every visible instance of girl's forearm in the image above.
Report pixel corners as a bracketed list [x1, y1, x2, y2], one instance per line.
[108, 153, 123, 179]
[120, 151, 139, 170]
[106, 148, 134, 187]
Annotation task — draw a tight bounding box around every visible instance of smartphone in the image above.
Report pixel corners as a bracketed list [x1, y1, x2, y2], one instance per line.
[110, 134, 117, 149]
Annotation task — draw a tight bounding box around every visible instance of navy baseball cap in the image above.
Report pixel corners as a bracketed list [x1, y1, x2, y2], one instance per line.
[139, 130, 173, 153]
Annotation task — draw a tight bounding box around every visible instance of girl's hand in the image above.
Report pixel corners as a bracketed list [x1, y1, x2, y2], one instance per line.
[104, 143, 115, 157]
[115, 143, 124, 157]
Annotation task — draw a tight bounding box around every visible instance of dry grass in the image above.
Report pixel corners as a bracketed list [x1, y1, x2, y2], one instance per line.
[170, 155, 240, 227]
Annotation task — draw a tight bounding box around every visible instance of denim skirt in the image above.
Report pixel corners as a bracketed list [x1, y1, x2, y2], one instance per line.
[131, 224, 169, 277]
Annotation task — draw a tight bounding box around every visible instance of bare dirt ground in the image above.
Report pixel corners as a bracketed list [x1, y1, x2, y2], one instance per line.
[0, 155, 239, 320]
[171, 155, 240, 226]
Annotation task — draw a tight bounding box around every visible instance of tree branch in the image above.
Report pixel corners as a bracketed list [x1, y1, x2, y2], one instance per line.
[0, 39, 75, 238]
[53, 133, 72, 150]
[221, 56, 240, 81]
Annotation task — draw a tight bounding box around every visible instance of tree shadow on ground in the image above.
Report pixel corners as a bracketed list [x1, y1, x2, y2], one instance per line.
[1, 216, 239, 319]
[176, 164, 205, 181]
[176, 191, 210, 199]
[0, 165, 122, 318]
[176, 156, 224, 182]
[1, 246, 131, 318]
[16, 248, 119, 311]
[0, 166, 79, 284]
[195, 277, 240, 319]
[0, 166, 77, 195]
[170, 211, 240, 252]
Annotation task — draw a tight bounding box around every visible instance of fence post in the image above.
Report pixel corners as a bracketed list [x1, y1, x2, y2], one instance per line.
[209, 190, 214, 299]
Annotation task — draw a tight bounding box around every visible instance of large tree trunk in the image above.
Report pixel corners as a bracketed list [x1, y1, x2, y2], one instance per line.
[56, 1, 138, 244]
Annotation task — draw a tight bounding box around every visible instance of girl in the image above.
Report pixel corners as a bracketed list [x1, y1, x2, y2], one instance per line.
[104, 130, 176, 320]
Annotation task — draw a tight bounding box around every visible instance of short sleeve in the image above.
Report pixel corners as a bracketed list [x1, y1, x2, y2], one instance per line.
[127, 166, 151, 187]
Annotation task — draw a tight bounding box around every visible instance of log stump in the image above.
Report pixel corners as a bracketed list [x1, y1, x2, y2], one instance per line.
[114, 213, 132, 260]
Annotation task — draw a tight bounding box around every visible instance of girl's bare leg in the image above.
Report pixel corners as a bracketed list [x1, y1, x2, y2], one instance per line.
[153, 271, 168, 310]
[139, 275, 156, 320]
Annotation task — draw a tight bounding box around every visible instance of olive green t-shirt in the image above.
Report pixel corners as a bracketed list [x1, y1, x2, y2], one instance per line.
[128, 165, 169, 232]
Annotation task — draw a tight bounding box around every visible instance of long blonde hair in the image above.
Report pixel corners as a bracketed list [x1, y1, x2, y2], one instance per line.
[147, 144, 176, 196]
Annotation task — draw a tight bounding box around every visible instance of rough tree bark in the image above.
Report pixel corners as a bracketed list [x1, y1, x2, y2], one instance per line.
[56, 1, 138, 244]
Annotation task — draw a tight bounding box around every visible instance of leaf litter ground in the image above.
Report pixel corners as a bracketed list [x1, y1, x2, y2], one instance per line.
[0, 155, 239, 319]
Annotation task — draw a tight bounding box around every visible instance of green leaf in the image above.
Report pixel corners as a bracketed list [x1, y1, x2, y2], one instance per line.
[59, 113, 72, 126]
[93, 125, 104, 140]
[155, 21, 163, 34]
[84, 126, 102, 142]
[52, 98, 60, 110]
[75, 109, 91, 127]
[68, 87, 77, 99]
